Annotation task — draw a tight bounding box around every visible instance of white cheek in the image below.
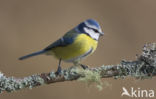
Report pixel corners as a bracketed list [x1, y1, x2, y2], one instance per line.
[84, 27, 100, 40]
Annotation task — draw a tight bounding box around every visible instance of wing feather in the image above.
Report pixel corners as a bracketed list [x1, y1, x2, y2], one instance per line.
[44, 29, 77, 51]
[44, 37, 74, 51]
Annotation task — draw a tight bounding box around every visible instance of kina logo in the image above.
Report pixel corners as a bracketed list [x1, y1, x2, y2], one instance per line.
[121, 87, 154, 98]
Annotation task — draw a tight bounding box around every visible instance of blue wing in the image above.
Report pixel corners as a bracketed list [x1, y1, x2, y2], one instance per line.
[44, 37, 74, 51]
[44, 29, 78, 50]
[19, 29, 76, 60]
[19, 37, 74, 60]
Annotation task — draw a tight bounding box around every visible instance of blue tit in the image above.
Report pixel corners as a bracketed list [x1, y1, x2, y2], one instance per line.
[19, 19, 104, 74]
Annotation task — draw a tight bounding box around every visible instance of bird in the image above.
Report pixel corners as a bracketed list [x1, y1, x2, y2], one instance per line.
[19, 19, 104, 74]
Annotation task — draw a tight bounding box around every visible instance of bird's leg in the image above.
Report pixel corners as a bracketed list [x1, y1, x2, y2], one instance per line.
[80, 64, 89, 69]
[55, 59, 62, 75]
[73, 61, 89, 69]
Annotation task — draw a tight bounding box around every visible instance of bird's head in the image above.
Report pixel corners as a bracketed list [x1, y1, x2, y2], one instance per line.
[75, 19, 104, 40]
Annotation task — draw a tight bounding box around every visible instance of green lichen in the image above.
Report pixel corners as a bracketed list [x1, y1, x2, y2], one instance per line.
[73, 68, 103, 90]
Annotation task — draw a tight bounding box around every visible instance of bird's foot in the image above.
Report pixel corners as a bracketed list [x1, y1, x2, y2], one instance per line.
[55, 66, 62, 75]
[80, 64, 89, 69]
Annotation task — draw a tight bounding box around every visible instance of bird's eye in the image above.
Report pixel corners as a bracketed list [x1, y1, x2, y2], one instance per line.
[92, 28, 99, 33]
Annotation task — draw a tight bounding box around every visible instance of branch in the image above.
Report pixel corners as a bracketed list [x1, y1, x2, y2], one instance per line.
[0, 43, 156, 93]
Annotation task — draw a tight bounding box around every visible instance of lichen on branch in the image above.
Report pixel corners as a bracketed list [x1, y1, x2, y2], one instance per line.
[0, 43, 156, 93]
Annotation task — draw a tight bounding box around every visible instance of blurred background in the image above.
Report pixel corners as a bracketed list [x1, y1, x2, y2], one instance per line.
[0, 0, 156, 99]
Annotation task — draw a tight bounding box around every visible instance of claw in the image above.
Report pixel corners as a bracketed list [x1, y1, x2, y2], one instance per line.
[80, 64, 89, 69]
[55, 66, 62, 75]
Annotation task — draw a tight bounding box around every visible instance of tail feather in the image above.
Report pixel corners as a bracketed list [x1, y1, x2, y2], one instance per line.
[19, 50, 46, 60]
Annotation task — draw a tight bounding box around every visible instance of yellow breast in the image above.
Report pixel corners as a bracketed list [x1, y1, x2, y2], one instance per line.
[49, 34, 98, 61]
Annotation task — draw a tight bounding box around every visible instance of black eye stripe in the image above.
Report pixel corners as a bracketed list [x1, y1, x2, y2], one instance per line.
[92, 28, 99, 33]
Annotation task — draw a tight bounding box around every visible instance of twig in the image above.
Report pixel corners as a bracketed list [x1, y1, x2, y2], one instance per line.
[0, 43, 156, 93]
